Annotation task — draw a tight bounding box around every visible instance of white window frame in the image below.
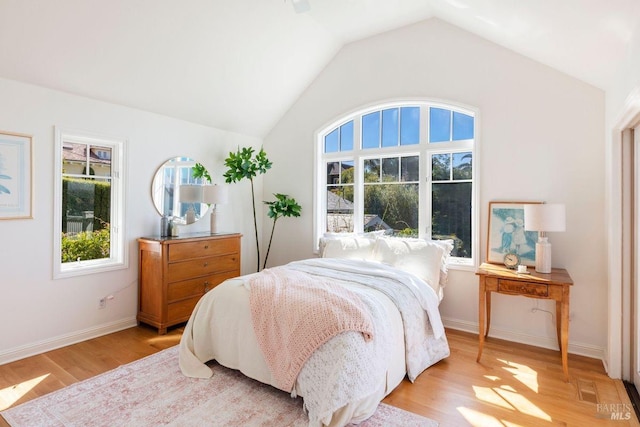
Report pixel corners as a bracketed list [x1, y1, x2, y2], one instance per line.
[313, 100, 479, 269]
[53, 127, 127, 279]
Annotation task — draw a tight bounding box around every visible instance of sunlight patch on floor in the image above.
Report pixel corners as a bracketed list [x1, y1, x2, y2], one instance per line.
[494, 387, 552, 421]
[144, 335, 180, 346]
[0, 374, 49, 410]
[473, 385, 515, 410]
[457, 406, 506, 426]
[498, 358, 539, 393]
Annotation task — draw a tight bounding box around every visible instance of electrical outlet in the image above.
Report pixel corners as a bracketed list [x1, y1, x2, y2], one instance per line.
[99, 297, 106, 309]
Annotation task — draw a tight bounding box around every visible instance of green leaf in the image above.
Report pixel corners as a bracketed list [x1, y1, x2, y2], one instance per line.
[192, 163, 212, 183]
[264, 193, 302, 220]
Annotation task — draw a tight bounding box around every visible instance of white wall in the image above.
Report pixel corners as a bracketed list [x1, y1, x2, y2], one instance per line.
[264, 18, 607, 357]
[0, 77, 262, 362]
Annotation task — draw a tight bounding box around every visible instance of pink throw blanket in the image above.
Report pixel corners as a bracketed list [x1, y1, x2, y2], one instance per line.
[248, 266, 374, 392]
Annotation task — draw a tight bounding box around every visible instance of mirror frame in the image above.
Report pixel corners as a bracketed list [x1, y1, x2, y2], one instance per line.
[150, 157, 209, 223]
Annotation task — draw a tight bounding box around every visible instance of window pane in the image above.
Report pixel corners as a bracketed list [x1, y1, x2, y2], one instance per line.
[325, 128, 339, 153]
[364, 183, 419, 236]
[340, 121, 354, 151]
[326, 185, 354, 233]
[89, 146, 112, 176]
[62, 142, 88, 175]
[382, 108, 399, 148]
[400, 107, 420, 145]
[382, 157, 399, 182]
[401, 155, 419, 182]
[326, 161, 340, 185]
[341, 160, 354, 184]
[432, 153, 450, 181]
[453, 111, 474, 140]
[432, 182, 472, 258]
[453, 152, 473, 180]
[429, 108, 451, 143]
[364, 158, 380, 183]
[362, 112, 380, 149]
[61, 178, 111, 263]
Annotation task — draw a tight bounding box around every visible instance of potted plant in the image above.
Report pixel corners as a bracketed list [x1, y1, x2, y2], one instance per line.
[223, 147, 272, 272]
[263, 193, 302, 270]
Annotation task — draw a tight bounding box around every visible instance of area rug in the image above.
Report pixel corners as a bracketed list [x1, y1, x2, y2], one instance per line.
[1, 346, 438, 426]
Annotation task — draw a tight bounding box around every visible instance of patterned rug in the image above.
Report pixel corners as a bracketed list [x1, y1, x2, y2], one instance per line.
[1, 346, 438, 426]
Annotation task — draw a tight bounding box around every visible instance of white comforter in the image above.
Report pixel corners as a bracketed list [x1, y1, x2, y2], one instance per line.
[179, 258, 449, 426]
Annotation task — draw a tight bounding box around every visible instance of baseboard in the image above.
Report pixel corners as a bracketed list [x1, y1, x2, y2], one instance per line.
[442, 316, 605, 361]
[0, 317, 138, 365]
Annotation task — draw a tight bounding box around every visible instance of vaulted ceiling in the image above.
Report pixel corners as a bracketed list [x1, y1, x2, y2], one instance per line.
[0, 0, 637, 137]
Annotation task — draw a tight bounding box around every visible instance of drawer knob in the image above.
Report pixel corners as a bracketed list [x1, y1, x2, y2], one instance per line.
[204, 262, 209, 267]
[204, 245, 209, 249]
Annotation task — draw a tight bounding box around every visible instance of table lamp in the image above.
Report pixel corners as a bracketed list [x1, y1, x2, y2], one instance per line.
[524, 203, 566, 273]
[202, 184, 228, 233]
[178, 184, 203, 224]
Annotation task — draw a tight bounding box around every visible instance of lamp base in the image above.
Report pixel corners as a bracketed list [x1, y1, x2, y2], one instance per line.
[535, 237, 552, 273]
[210, 207, 219, 234]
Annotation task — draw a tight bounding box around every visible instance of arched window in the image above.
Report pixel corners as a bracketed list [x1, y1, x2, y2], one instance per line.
[315, 100, 478, 266]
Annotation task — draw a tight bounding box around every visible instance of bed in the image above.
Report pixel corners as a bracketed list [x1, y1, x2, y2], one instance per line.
[179, 235, 452, 427]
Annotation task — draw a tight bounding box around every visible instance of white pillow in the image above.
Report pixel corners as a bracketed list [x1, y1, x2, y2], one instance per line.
[431, 239, 454, 287]
[373, 237, 446, 292]
[320, 236, 376, 260]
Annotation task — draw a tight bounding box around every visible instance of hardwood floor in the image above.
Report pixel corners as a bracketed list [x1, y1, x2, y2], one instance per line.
[0, 326, 637, 426]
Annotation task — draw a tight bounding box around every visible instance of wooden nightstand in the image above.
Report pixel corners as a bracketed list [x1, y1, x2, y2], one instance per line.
[137, 232, 241, 334]
[475, 262, 574, 381]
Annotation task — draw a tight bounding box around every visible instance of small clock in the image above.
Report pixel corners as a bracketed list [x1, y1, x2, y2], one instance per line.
[503, 252, 520, 269]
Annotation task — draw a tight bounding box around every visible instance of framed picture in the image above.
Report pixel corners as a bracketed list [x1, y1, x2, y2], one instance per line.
[0, 131, 33, 219]
[486, 201, 541, 266]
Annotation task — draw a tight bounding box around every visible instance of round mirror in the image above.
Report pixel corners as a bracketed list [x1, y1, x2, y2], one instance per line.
[151, 157, 209, 223]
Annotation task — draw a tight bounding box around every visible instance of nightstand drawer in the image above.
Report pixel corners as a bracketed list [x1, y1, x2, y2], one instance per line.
[167, 271, 239, 302]
[167, 296, 201, 323]
[168, 238, 240, 261]
[498, 279, 548, 297]
[167, 253, 240, 282]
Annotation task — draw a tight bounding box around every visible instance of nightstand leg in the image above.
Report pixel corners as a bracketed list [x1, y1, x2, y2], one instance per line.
[555, 300, 562, 350]
[477, 279, 486, 362]
[560, 288, 570, 381]
[485, 291, 492, 338]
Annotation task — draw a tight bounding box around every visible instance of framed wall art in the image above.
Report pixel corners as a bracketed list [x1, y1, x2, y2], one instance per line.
[486, 201, 541, 266]
[0, 131, 33, 219]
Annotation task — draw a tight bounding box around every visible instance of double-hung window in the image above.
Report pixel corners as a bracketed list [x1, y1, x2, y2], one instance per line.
[53, 128, 126, 278]
[315, 101, 478, 266]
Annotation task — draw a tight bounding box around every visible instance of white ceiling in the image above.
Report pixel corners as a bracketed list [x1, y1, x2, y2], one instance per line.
[0, 0, 638, 137]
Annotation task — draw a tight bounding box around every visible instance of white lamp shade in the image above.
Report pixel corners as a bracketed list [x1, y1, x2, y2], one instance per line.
[524, 203, 566, 232]
[202, 184, 228, 205]
[178, 184, 203, 203]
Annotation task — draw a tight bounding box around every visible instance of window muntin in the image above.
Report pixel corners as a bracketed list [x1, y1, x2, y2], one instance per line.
[54, 128, 126, 278]
[317, 101, 477, 265]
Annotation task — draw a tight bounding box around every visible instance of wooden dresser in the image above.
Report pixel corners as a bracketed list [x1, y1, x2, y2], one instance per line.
[137, 232, 241, 334]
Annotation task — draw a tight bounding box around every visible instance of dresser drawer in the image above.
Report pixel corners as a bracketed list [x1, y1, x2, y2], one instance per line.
[498, 279, 548, 297]
[167, 296, 201, 323]
[167, 270, 239, 302]
[168, 238, 240, 262]
[167, 253, 240, 282]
